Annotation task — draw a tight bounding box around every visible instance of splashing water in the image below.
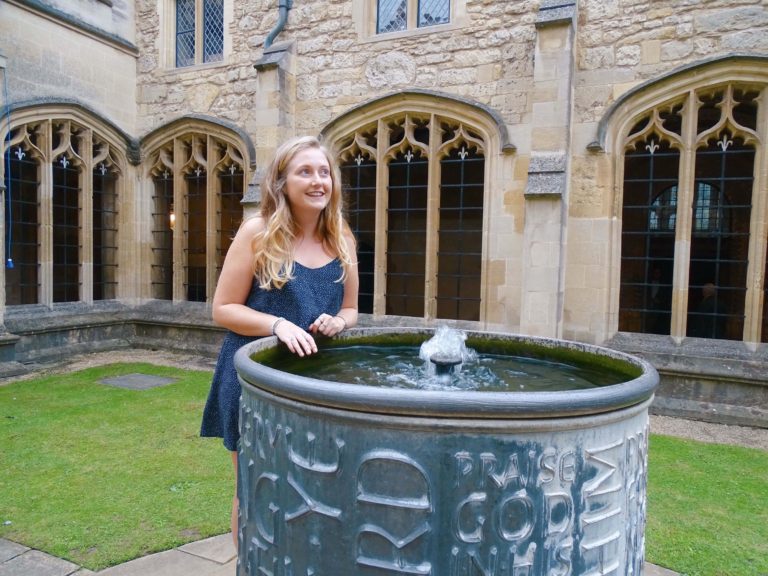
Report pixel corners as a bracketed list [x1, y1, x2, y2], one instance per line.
[419, 326, 478, 381]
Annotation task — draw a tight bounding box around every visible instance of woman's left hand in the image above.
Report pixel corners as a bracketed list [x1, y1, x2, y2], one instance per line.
[309, 313, 345, 337]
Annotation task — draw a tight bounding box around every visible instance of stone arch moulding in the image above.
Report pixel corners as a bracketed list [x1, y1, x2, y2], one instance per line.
[320, 89, 515, 154]
[3, 98, 137, 166]
[140, 114, 256, 171]
[589, 53, 768, 154]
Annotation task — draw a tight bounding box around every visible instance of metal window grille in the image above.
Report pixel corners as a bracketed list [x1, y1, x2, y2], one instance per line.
[341, 156, 377, 314]
[686, 138, 752, 341]
[377, 0, 407, 33]
[619, 138, 680, 335]
[217, 168, 243, 279]
[4, 148, 39, 305]
[386, 149, 427, 317]
[151, 175, 174, 300]
[437, 146, 483, 321]
[418, 0, 449, 27]
[185, 170, 207, 302]
[203, 0, 224, 63]
[93, 165, 118, 300]
[52, 156, 81, 303]
[176, 0, 196, 67]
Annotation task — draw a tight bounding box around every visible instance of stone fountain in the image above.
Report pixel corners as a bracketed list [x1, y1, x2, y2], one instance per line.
[234, 327, 658, 575]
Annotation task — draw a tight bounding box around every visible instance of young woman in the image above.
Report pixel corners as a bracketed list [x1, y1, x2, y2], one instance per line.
[200, 135, 359, 547]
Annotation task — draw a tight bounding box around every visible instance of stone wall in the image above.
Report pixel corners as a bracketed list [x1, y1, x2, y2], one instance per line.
[1, 1, 138, 132]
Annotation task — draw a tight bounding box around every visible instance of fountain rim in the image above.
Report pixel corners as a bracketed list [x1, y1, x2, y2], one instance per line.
[234, 327, 659, 419]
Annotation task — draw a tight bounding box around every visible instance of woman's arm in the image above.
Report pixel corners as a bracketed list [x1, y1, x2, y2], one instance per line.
[211, 217, 274, 336]
[213, 217, 319, 356]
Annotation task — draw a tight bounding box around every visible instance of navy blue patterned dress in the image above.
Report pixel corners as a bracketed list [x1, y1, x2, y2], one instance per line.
[200, 259, 344, 451]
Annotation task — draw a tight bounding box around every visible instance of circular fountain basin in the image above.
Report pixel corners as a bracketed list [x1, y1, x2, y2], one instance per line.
[234, 327, 658, 575]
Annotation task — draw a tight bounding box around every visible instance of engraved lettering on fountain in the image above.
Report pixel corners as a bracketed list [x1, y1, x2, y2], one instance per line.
[581, 439, 624, 575]
[286, 429, 345, 474]
[283, 473, 342, 522]
[254, 472, 280, 545]
[355, 450, 432, 574]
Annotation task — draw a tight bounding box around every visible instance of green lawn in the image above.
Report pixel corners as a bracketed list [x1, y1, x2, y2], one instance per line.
[646, 434, 768, 576]
[0, 364, 231, 570]
[1, 363, 766, 574]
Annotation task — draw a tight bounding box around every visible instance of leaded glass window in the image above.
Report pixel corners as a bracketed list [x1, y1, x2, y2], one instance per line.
[2, 117, 125, 307]
[148, 132, 245, 303]
[338, 114, 486, 320]
[619, 83, 764, 342]
[377, 0, 450, 34]
[175, 0, 224, 68]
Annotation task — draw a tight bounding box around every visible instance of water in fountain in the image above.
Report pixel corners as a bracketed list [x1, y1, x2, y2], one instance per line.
[266, 326, 628, 392]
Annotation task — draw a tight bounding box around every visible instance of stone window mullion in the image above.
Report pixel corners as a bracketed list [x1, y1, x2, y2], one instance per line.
[373, 120, 389, 316]
[206, 134, 219, 304]
[669, 93, 697, 342]
[745, 86, 768, 343]
[172, 137, 186, 301]
[80, 130, 94, 304]
[424, 114, 440, 319]
[39, 120, 54, 307]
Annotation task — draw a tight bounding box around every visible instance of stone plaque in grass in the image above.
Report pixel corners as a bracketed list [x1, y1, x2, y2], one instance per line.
[99, 373, 178, 390]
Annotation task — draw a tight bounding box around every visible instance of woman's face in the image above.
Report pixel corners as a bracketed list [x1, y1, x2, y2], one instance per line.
[283, 147, 333, 215]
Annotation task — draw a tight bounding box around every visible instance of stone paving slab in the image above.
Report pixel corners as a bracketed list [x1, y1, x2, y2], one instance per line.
[0, 540, 28, 563]
[0, 536, 678, 576]
[99, 373, 178, 390]
[0, 549, 80, 576]
[177, 534, 236, 564]
[94, 549, 235, 576]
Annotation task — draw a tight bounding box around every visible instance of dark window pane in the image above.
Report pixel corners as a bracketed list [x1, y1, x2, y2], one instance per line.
[4, 148, 39, 305]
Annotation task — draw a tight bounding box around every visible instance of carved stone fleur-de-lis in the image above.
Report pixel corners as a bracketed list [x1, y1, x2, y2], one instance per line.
[458, 146, 468, 160]
[59, 156, 70, 168]
[717, 135, 733, 151]
[194, 166, 203, 177]
[162, 169, 170, 180]
[645, 139, 659, 155]
[229, 164, 236, 174]
[404, 149, 414, 163]
[14, 147, 26, 160]
[97, 163, 108, 176]
[355, 153, 364, 166]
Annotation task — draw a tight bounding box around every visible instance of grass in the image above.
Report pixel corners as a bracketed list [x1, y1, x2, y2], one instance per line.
[1, 363, 766, 574]
[646, 434, 768, 576]
[0, 363, 231, 570]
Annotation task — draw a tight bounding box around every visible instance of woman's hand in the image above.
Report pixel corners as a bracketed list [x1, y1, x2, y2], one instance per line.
[273, 319, 317, 357]
[309, 313, 346, 337]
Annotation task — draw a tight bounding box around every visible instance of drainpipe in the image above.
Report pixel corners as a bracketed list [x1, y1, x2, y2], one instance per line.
[264, 0, 293, 49]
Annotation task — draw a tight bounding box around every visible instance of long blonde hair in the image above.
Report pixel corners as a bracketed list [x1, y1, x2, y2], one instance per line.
[251, 136, 354, 289]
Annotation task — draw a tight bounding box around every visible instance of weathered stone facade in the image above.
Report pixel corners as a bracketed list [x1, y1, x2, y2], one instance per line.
[1, 0, 767, 426]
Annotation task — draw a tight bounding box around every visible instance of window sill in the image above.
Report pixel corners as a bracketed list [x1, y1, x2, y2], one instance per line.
[360, 20, 464, 44]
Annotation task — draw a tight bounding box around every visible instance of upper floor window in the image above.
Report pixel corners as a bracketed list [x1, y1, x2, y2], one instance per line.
[175, 0, 223, 67]
[618, 83, 765, 342]
[3, 117, 123, 306]
[377, 0, 450, 34]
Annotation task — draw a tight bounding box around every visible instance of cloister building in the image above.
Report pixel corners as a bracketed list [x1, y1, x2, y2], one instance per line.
[1, 0, 767, 427]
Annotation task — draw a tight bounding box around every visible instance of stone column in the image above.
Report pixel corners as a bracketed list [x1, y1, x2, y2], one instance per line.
[249, 41, 296, 212]
[519, 1, 575, 338]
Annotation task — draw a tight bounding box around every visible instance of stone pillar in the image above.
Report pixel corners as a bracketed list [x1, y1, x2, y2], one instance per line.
[519, 1, 575, 338]
[249, 41, 296, 213]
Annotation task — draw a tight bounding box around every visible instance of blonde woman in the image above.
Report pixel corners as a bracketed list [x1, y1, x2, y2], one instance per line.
[200, 136, 359, 547]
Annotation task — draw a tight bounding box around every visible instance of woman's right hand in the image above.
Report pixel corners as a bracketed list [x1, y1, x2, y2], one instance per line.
[273, 319, 318, 357]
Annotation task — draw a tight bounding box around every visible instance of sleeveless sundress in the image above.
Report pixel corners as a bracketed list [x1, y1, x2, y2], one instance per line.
[200, 259, 344, 451]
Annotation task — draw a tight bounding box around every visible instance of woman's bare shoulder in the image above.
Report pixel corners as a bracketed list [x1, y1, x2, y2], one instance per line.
[238, 216, 266, 236]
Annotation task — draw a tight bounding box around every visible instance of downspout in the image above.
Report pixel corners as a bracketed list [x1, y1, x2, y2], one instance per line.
[264, 0, 293, 49]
